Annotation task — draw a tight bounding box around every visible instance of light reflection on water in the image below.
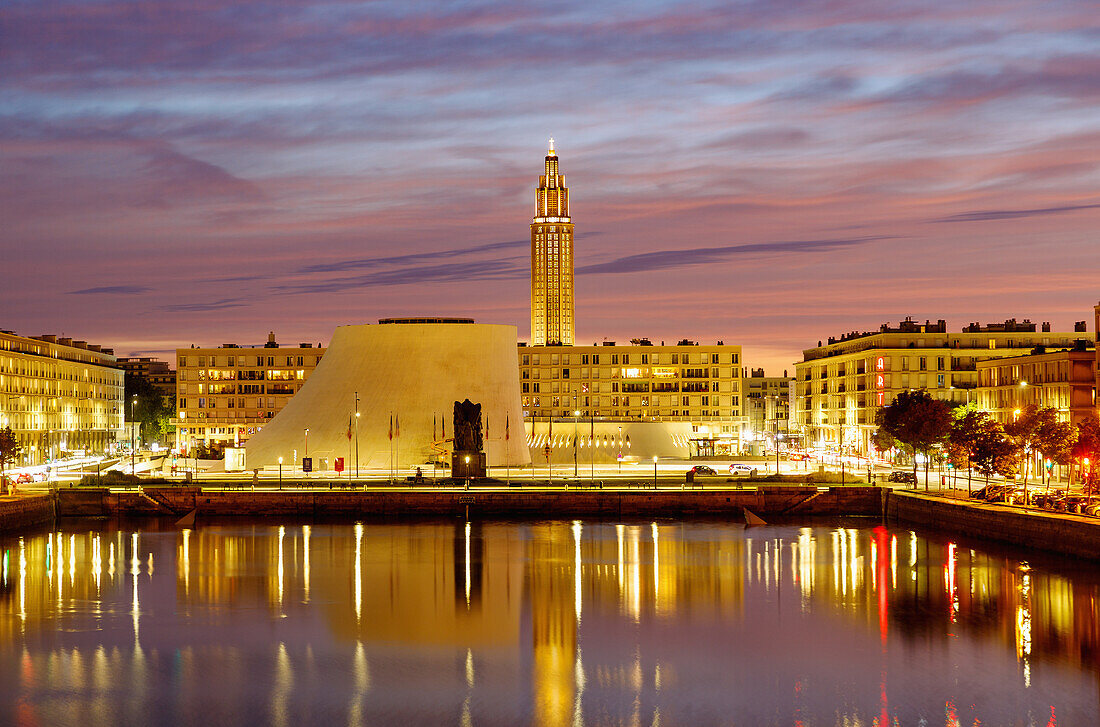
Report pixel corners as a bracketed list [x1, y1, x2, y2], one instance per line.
[0, 520, 1097, 726]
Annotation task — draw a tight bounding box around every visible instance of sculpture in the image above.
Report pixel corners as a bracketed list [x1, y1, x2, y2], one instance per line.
[453, 399, 483, 453]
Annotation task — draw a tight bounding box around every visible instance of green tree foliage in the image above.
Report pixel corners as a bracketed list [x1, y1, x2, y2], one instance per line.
[971, 420, 1017, 485]
[1005, 405, 1078, 487]
[125, 374, 173, 446]
[1072, 415, 1100, 493]
[947, 407, 996, 493]
[0, 426, 24, 489]
[873, 390, 952, 490]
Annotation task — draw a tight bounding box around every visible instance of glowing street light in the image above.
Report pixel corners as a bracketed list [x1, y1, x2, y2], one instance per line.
[652, 455, 658, 489]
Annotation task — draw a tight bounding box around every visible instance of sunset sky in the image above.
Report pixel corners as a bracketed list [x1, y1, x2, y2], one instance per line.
[3, 0, 1099, 373]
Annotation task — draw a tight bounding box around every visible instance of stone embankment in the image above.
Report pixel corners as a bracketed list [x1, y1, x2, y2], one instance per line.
[53, 484, 884, 520]
[0, 494, 56, 534]
[887, 490, 1100, 560]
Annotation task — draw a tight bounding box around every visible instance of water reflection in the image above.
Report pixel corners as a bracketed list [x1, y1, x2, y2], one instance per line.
[0, 520, 1096, 725]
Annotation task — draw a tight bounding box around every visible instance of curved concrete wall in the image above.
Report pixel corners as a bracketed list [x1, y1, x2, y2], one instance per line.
[245, 323, 531, 471]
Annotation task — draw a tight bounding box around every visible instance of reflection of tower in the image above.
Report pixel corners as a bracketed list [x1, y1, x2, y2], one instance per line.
[528, 523, 577, 727]
[530, 139, 575, 346]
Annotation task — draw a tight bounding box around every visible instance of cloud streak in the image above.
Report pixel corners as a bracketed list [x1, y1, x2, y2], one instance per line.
[68, 285, 151, 295]
[576, 237, 894, 276]
[933, 203, 1100, 223]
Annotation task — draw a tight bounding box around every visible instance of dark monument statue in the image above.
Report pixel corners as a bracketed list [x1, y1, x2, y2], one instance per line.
[452, 399, 486, 479]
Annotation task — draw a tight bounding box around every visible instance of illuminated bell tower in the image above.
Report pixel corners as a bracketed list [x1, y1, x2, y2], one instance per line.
[531, 138, 574, 346]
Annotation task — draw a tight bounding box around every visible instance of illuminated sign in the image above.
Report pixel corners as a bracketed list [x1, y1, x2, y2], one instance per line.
[876, 375, 884, 388]
[876, 357, 885, 371]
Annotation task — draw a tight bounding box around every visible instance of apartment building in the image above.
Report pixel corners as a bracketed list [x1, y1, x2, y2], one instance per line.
[744, 369, 793, 451]
[0, 330, 124, 465]
[175, 332, 325, 453]
[116, 356, 177, 400]
[518, 339, 746, 456]
[976, 344, 1096, 425]
[794, 318, 1088, 454]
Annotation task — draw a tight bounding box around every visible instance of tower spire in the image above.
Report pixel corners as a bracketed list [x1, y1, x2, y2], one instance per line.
[530, 143, 574, 346]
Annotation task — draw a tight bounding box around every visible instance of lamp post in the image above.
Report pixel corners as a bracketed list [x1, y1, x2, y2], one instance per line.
[464, 454, 470, 491]
[618, 425, 623, 476]
[573, 407, 579, 478]
[130, 395, 137, 477]
[653, 455, 658, 489]
[303, 427, 309, 476]
[278, 456, 283, 489]
[354, 391, 360, 479]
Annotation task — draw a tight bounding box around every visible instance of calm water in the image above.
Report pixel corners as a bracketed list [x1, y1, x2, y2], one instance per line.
[0, 519, 1096, 727]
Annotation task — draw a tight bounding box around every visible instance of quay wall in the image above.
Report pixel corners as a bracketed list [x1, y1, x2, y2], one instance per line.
[0, 494, 55, 535]
[55, 485, 885, 520]
[888, 490, 1100, 561]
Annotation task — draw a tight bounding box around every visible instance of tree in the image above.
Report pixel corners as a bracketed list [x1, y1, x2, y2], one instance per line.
[1005, 405, 1077, 489]
[874, 390, 952, 490]
[1036, 420, 1077, 489]
[0, 426, 24, 492]
[971, 420, 1017, 488]
[1005, 405, 1052, 488]
[1072, 416, 1100, 493]
[948, 407, 996, 495]
[125, 373, 173, 446]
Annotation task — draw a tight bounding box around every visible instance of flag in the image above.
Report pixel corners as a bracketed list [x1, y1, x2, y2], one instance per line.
[433, 414, 437, 442]
[388, 414, 393, 441]
[347, 414, 353, 440]
[395, 414, 399, 438]
[485, 416, 489, 440]
[505, 415, 510, 441]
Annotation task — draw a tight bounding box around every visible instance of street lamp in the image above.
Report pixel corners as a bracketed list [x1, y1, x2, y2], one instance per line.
[618, 425, 623, 475]
[573, 407, 579, 478]
[354, 391, 360, 479]
[653, 455, 658, 489]
[278, 456, 283, 489]
[130, 395, 138, 477]
[464, 454, 470, 491]
[303, 427, 309, 475]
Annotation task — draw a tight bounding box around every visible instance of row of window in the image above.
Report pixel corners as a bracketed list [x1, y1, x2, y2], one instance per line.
[180, 355, 319, 368]
[522, 395, 740, 408]
[521, 352, 738, 366]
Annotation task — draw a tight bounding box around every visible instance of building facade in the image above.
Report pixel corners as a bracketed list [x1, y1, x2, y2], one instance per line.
[976, 346, 1097, 425]
[0, 330, 124, 465]
[744, 369, 793, 452]
[530, 139, 574, 346]
[793, 318, 1088, 455]
[116, 356, 177, 400]
[519, 340, 746, 456]
[174, 333, 325, 453]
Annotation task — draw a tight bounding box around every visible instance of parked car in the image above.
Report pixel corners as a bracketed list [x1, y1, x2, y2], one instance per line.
[888, 471, 917, 484]
[15, 473, 33, 484]
[729, 464, 758, 477]
[787, 452, 810, 462]
[688, 465, 717, 476]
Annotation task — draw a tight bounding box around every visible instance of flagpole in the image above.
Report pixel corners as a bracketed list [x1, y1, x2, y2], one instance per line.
[506, 414, 510, 487]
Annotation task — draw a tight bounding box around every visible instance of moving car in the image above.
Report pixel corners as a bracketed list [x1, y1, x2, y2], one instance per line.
[729, 464, 758, 476]
[888, 471, 917, 484]
[688, 465, 717, 476]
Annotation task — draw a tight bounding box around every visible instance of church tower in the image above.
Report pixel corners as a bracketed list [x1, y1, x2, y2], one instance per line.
[530, 139, 574, 346]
